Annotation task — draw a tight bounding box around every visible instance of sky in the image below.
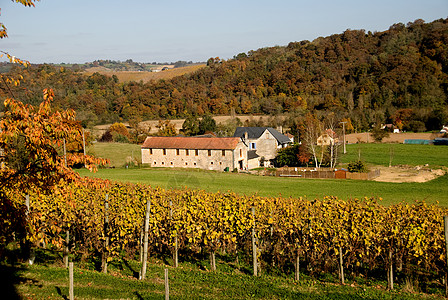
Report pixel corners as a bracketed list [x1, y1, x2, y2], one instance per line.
[1, 0, 447, 64]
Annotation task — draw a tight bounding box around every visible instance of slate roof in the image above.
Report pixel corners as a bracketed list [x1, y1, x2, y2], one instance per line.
[141, 136, 241, 150]
[247, 150, 259, 160]
[233, 127, 291, 144]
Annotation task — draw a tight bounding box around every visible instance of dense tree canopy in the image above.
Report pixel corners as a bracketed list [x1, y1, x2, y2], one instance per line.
[1, 18, 448, 133]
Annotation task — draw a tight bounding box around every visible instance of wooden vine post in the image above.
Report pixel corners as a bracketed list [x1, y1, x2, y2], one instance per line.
[170, 200, 178, 268]
[444, 216, 448, 297]
[101, 194, 110, 274]
[139, 218, 144, 263]
[140, 198, 151, 280]
[62, 141, 69, 268]
[69, 262, 74, 300]
[25, 194, 35, 265]
[165, 268, 169, 300]
[294, 248, 300, 282]
[63, 230, 70, 268]
[252, 207, 258, 277]
[338, 246, 345, 285]
[387, 248, 394, 290]
[210, 251, 216, 271]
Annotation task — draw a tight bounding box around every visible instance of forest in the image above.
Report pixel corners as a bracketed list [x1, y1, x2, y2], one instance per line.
[1, 18, 447, 133]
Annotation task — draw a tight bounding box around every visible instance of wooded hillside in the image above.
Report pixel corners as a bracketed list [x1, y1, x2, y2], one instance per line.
[1, 18, 447, 132]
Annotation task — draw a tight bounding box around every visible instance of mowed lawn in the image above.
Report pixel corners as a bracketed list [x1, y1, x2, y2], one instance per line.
[80, 142, 448, 206]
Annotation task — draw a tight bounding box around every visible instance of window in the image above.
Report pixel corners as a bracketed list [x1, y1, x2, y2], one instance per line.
[194, 162, 197, 166]
[251, 143, 256, 149]
[163, 149, 166, 155]
[186, 149, 189, 156]
[240, 149, 242, 157]
[210, 161, 214, 165]
[185, 162, 188, 166]
[208, 150, 212, 156]
[149, 148, 153, 155]
[195, 149, 199, 156]
[153, 161, 157, 165]
[222, 150, 226, 156]
[176, 149, 180, 155]
[161, 162, 165, 165]
[170, 162, 173, 165]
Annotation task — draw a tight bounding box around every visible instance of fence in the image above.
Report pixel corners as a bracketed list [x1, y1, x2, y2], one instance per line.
[276, 167, 380, 180]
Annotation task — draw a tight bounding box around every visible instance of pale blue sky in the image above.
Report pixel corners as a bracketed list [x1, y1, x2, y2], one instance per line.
[1, 0, 447, 64]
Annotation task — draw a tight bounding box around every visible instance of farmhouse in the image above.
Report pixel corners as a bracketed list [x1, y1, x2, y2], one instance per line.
[317, 129, 339, 146]
[141, 136, 248, 171]
[233, 127, 292, 167]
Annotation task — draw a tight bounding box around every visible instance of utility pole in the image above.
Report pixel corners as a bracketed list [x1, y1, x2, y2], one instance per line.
[340, 121, 347, 154]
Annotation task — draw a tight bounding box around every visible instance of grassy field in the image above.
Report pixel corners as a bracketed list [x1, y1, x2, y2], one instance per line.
[339, 143, 447, 168]
[4, 250, 443, 299]
[87, 142, 142, 168]
[79, 167, 448, 206]
[81, 142, 448, 206]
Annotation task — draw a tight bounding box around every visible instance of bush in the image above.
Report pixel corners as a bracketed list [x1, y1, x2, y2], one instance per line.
[347, 160, 368, 173]
[371, 124, 390, 142]
[405, 120, 427, 132]
[100, 122, 132, 143]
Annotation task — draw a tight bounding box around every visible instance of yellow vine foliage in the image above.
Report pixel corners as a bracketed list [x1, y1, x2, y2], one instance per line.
[6, 176, 447, 277]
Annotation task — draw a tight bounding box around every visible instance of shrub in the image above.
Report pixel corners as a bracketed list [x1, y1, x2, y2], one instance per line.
[347, 160, 368, 173]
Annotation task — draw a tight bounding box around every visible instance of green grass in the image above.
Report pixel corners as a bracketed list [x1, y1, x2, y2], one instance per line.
[4, 254, 443, 300]
[340, 143, 448, 168]
[87, 142, 142, 168]
[79, 167, 448, 206]
[80, 142, 448, 206]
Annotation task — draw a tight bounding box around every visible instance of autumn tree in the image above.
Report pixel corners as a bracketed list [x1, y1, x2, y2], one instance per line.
[182, 115, 200, 136]
[1, 89, 107, 191]
[156, 120, 177, 136]
[0, 89, 108, 256]
[371, 123, 390, 142]
[274, 143, 310, 167]
[198, 114, 217, 134]
[100, 122, 131, 143]
[303, 114, 323, 168]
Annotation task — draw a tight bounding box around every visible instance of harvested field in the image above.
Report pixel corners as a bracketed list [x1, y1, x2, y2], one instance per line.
[83, 64, 206, 83]
[345, 132, 437, 143]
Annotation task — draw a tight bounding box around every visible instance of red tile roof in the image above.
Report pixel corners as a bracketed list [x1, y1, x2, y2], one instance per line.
[141, 136, 242, 150]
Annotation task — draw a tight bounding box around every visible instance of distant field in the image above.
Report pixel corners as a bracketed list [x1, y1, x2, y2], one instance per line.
[83, 64, 206, 83]
[340, 143, 448, 168]
[78, 167, 448, 206]
[87, 142, 141, 168]
[81, 142, 448, 205]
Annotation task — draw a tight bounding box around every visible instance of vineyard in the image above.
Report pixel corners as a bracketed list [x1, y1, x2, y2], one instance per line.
[7, 176, 448, 295]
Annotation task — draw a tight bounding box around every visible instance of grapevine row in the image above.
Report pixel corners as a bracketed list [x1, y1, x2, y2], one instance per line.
[8, 177, 448, 285]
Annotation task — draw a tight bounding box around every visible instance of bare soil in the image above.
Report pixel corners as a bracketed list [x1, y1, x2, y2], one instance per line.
[83, 64, 206, 83]
[345, 132, 437, 144]
[373, 165, 446, 183]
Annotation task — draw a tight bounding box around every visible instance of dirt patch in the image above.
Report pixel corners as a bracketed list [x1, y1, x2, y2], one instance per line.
[373, 165, 446, 183]
[345, 132, 437, 144]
